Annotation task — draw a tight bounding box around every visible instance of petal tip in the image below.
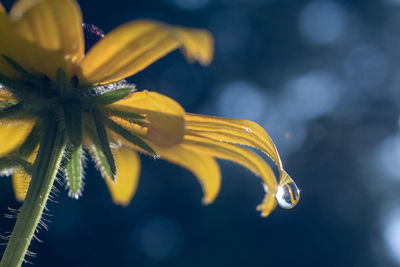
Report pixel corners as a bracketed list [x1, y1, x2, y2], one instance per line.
[201, 197, 214, 206]
[113, 199, 130, 207]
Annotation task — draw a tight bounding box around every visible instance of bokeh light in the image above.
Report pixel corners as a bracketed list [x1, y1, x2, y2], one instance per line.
[383, 208, 400, 264]
[298, 0, 348, 45]
[343, 44, 390, 92]
[216, 80, 267, 121]
[375, 134, 400, 181]
[282, 70, 342, 121]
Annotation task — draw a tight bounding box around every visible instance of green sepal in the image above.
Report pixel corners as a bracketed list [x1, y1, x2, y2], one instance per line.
[18, 124, 40, 158]
[89, 87, 133, 106]
[56, 68, 71, 96]
[105, 117, 158, 158]
[91, 112, 116, 181]
[0, 73, 36, 98]
[89, 144, 115, 183]
[0, 103, 23, 120]
[0, 157, 33, 175]
[75, 84, 93, 93]
[65, 144, 83, 199]
[104, 108, 144, 125]
[62, 101, 82, 147]
[0, 103, 35, 120]
[2, 55, 49, 91]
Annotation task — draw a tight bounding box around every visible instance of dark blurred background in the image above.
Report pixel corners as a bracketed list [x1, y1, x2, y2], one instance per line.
[2, 0, 400, 266]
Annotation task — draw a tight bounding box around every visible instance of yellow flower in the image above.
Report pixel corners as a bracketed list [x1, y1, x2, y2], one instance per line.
[0, 0, 299, 218]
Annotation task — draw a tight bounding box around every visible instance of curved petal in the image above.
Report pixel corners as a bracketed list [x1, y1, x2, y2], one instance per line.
[79, 20, 213, 84]
[183, 134, 278, 217]
[172, 27, 213, 65]
[109, 91, 185, 146]
[7, 0, 84, 80]
[0, 120, 34, 156]
[104, 146, 141, 206]
[185, 113, 283, 169]
[12, 150, 37, 202]
[155, 144, 221, 204]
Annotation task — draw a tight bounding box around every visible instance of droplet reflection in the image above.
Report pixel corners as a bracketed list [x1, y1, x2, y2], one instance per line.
[275, 171, 300, 209]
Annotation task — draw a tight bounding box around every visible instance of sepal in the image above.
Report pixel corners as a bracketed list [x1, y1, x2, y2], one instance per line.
[65, 144, 84, 199]
[90, 112, 117, 181]
[17, 124, 40, 158]
[105, 117, 158, 158]
[105, 108, 144, 125]
[2, 55, 49, 92]
[62, 101, 82, 147]
[89, 87, 133, 106]
[0, 157, 33, 175]
[88, 144, 115, 183]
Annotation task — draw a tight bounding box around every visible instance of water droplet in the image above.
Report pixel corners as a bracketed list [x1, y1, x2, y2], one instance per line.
[244, 127, 252, 133]
[275, 171, 300, 209]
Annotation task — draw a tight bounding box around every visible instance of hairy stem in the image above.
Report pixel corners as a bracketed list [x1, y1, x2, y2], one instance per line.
[0, 117, 65, 267]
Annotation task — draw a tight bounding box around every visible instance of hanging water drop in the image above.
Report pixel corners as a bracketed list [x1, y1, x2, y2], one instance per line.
[275, 171, 300, 209]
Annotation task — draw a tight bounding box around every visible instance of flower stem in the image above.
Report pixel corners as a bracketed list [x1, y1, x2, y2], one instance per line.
[0, 117, 65, 267]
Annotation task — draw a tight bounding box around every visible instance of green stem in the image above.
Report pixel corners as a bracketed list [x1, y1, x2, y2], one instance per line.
[0, 117, 65, 267]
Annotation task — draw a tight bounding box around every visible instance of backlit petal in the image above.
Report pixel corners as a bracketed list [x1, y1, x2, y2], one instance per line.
[7, 0, 84, 79]
[0, 120, 34, 156]
[12, 150, 37, 202]
[79, 20, 213, 84]
[155, 144, 221, 204]
[183, 134, 278, 217]
[185, 113, 283, 169]
[105, 146, 141, 206]
[12, 170, 30, 202]
[110, 91, 185, 146]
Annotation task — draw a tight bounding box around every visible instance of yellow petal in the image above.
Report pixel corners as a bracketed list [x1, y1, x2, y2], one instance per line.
[79, 20, 213, 84]
[172, 27, 213, 65]
[7, 0, 84, 79]
[0, 120, 34, 156]
[155, 144, 221, 204]
[12, 169, 30, 202]
[110, 91, 185, 146]
[12, 150, 37, 202]
[183, 134, 278, 217]
[185, 113, 283, 170]
[186, 113, 300, 212]
[105, 146, 141, 206]
[0, 3, 5, 13]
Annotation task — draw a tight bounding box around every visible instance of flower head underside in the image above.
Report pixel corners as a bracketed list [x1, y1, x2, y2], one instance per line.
[0, 0, 299, 218]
